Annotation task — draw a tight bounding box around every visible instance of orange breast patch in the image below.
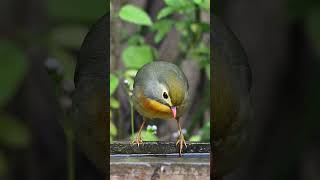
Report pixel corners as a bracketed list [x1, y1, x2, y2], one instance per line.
[141, 96, 171, 116]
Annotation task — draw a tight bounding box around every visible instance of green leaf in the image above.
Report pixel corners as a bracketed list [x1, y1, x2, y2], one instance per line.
[0, 41, 28, 108]
[110, 97, 120, 109]
[175, 21, 187, 34]
[152, 20, 174, 43]
[164, 0, 187, 7]
[202, 0, 210, 11]
[0, 114, 30, 148]
[164, 0, 193, 8]
[190, 135, 201, 141]
[122, 45, 153, 69]
[157, 7, 175, 20]
[191, 23, 200, 33]
[193, 0, 209, 11]
[110, 120, 117, 137]
[130, 130, 159, 141]
[193, 0, 203, 4]
[127, 34, 145, 46]
[198, 22, 210, 32]
[200, 121, 210, 142]
[124, 69, 138, 77]
[119, 5, 152, 26]
[110, 74, 119, 95]
[205, 64, 210, 79]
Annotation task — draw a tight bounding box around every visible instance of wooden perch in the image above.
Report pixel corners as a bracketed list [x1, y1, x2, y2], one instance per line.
[110, 141, 211, 179]
[110, 141, 211, 154]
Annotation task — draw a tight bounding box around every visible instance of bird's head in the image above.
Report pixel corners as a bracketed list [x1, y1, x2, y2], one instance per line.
[142, 71, 187, 119]
[156, 82, 177, 118]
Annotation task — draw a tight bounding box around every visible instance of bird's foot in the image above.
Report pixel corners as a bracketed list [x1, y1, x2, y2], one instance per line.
[176, 135, 187, 157]
[131, 136, 143, 147]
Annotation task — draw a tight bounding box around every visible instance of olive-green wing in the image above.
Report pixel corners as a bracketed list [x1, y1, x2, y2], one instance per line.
[72, 13, 108, 174]
[212, 15, 253, 177]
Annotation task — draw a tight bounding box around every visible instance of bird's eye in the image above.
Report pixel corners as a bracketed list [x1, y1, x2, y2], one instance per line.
[163, 92, 168, 99]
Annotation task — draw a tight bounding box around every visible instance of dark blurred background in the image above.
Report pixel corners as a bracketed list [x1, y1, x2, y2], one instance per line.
[215, 0, 320, 179]
[0, 0, 105, 179]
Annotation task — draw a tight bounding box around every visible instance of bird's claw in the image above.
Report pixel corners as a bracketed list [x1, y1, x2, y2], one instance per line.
[176, 135, 187, 156]
[131, 137, 143, 147]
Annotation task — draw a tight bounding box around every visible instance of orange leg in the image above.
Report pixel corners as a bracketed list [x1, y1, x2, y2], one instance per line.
[175, 118, 187, 156]
[132, 117, 147, 147]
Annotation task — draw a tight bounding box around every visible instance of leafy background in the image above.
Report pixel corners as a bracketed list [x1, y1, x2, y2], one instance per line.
[0, 0, 105, 179]
[110, 0, 211, 143]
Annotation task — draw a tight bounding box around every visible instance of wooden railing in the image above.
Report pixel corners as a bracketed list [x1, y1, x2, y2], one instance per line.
[110, 141, 211, 179]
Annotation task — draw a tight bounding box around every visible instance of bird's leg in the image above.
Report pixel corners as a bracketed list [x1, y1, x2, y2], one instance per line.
[175, 118, 187, 156]
[132, 117, 147, 147]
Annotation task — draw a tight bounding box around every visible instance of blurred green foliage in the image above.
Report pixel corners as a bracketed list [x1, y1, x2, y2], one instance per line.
[0, 41, 30, 178]
[286, 1, 320, 63]
[47, 0, 107, 23]
[110, 74, 119, 143]
[110, 74, 119, 95]
[306, 7, 320, 56]
[0, 0, 106, 178]
[190, 120, 210, 142]
[122, 45, 154, 69]
[130, 131, 159, 141]
[110, 113, 117, 143]
[130, 125, 160, 141]
[0, 114, 30, 148]
[0, 41, 28, 108]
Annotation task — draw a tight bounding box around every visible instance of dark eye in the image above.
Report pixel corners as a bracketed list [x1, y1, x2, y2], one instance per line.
[163, 92, 168, 99]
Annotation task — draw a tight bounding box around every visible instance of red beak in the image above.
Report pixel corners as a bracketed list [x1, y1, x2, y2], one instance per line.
[171, 106, 177, 119]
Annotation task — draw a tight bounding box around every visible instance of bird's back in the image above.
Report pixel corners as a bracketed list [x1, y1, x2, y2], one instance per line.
[134, 61, 188, 90]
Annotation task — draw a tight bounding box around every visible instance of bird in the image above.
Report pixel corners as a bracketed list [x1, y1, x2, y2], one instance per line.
[212, 15, 253, 178]
[131, 61, 190, 156]
[72, 13, 108, 174]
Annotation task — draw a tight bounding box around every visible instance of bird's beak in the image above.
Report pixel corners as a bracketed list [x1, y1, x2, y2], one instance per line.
[171, 106, 177, 119]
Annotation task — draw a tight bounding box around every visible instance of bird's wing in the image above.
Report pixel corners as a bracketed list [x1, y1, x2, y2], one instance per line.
[72, 13, 108, 174]
[212, 15, 253, 176]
